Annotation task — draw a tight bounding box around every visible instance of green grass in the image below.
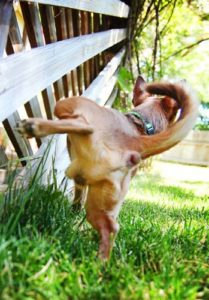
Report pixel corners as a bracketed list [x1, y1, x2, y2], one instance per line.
[0, 163, 209, 300]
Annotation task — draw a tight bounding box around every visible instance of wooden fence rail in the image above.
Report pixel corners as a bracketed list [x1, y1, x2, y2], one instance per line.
[0, 0, 130, 186]
[0, 29, 126, 122]
[22, 0, 130, 17]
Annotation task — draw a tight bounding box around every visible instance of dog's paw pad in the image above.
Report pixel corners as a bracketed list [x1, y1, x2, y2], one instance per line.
[16, 119, 38, 138]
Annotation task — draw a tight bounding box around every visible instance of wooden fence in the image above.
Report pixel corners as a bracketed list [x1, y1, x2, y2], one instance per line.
[160, 130, 209, 166]
[0, 0, 130, 188]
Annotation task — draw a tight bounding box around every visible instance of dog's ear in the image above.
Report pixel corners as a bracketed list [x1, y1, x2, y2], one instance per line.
[133, 76, 146, 99]
[160, 96, 179, 121]
[132, 76, 150, 106]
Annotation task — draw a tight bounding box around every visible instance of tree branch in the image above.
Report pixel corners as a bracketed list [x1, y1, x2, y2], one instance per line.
[163, 37, 209, 61]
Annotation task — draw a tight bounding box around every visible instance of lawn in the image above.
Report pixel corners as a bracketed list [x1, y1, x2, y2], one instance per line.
[0, 160, 209, 300]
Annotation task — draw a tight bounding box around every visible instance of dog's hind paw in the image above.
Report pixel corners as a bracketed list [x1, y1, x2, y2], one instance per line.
[15, 119, 42, 138]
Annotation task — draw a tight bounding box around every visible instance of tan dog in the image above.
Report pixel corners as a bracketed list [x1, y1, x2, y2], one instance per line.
[17, 77, 199, 259]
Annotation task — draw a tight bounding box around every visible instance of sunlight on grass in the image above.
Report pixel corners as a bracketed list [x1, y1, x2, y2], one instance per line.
[152, 160, 209, 196]
[128, 160, 209, 210]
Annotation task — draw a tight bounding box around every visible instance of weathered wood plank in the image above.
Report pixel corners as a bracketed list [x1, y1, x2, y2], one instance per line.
[105, 87, 118, 108]
[96, 73, 118, 106]
[27, 2, 56, 119]
[0, 29, 127, 122]
[53, 5, 70, 98]
[39, 4, 65, 100]
[72, 10, 84, 95]
[9, 10, 24, 52]
[3, 114, 34, 162]
[65, 8, 79, 96]
[0, 146, 8, 168]
[2, 14, 33, 162]
[0, 0, 13, 56]
[9, 6, 43, 148]
[81, 11, 91, 89]
[19, 1, 43, 123]
[0, 1, 13, 165]
[93, 14, 100, 77]
[83, 48, 125, 102]
[20, 0, 130, 18]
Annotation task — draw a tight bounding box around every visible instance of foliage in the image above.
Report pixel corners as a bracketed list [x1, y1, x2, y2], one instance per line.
[114, 67, 134, 111]
[126, 0, 209, 104]
[0, 162, 209, 299]
[195, 103, 209, 131]
[117, 67, 133, 93]
[195, 119, 209, 131]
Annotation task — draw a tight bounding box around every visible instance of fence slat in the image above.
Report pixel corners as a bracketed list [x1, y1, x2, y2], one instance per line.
[105, 87, 118, 108]
[1, 13, 33, 162]
[39, 4, 65, 100]
[81, 11, 90, 89]
[0, 29, 126, 122]
[3, 114, 34, 161]
[9, 6, 43, 148]
[0, 5, 14, 165]
[20, 0, 130, 18]
[27, 2, 56, 119]
[83, 48, 125, 102]
[65, 8, 79, 96]
[19, 2, 43, 124]
[72, 10, 84, 95]
[0, 0, 13, 56]
[53, 5, 70, 98]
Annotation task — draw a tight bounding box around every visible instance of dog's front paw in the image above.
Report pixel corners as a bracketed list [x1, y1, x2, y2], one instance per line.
[16, 119, 41, 138]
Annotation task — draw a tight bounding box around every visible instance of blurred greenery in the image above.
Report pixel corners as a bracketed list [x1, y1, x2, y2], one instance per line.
[120, 0, 209, 129]
[128, 0, 209, 104]
[117, 67, 133, 93]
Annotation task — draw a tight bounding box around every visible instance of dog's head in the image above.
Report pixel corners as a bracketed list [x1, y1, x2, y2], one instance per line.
[132, 76, 179, 122]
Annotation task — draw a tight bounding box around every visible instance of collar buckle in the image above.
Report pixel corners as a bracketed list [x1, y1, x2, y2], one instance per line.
[127, 111, 155, 135]
[145, 122, 155, 135]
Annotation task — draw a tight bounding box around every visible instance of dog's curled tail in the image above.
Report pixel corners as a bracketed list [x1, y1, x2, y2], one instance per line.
[139, 81, 199, 159]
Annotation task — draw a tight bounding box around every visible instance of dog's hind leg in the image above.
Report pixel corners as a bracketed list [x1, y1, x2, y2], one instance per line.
[72, 184, 88, 211]
[16, 116, 93, 138]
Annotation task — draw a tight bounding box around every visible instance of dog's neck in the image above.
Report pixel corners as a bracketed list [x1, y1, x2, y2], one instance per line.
[126, 98, 172, 135]
[126, 111, 155, 135]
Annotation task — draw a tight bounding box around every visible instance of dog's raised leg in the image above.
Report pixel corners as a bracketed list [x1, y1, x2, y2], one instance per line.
[16, 116, 93, 138]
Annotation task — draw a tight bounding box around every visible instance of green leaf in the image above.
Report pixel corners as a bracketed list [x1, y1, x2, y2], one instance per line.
[117, 67, 132, 93]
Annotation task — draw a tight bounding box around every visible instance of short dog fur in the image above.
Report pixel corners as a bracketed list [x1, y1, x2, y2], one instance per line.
[17, 77, 199, 260]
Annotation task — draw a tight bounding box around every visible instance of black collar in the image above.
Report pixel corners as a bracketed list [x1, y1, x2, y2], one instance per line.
[126, 111, 155, 135]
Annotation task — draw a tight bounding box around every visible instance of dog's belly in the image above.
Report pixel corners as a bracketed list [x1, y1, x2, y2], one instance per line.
[65, 157, 116, 185]
[65, 151, 128, 186]
[66, 133, 135, 185]
[66, 136, 100, 183]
